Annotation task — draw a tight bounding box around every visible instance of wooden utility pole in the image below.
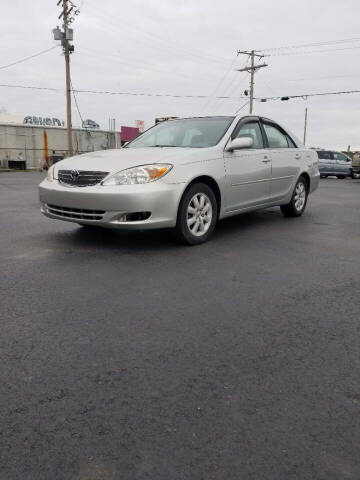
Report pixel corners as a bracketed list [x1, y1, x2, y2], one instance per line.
[63, 0, 73, 156]
[53, 0, 79, 157]
[303, 107, 308, 146]
[237, 50, 268, 114]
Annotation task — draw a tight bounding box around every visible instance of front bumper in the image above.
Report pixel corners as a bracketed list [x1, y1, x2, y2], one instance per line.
[39, 179, 185, 229]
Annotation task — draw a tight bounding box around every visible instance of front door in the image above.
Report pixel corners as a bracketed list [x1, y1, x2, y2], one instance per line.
[223, 119, 272, 212]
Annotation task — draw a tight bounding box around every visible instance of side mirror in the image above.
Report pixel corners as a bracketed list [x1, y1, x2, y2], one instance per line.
[225, 136, 253, 152]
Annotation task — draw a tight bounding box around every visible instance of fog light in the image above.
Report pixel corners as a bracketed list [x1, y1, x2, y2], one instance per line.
[116, 212, 151, 222]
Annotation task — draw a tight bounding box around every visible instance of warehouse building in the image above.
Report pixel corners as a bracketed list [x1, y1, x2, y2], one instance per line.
[0, 119, 140, 169]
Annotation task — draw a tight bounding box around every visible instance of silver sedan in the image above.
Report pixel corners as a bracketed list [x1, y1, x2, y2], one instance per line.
[39, 115, 320, 245]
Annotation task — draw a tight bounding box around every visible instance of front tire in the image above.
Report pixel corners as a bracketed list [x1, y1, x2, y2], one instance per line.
[280, 176, 308, 218]
[175, 183, 217, 245]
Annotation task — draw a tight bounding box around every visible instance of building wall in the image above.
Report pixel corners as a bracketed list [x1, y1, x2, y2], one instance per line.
[0, 123, 120, 169]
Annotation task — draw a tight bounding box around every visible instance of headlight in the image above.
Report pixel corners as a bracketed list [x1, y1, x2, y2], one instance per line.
[102, 164, 173, 186]
[46, 165, 55, 182]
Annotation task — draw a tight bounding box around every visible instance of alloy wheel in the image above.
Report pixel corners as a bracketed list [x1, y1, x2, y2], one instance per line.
[294, 182, 306, 211]
[186, 193, 213, 237]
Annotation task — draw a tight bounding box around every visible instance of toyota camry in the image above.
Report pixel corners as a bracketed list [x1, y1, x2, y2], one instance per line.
[39, 115, 320, 245]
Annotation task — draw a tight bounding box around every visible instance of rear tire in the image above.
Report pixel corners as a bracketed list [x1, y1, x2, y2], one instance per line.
[320, 175, 328, 179]
[175, 183, 217, 245]
[337, 175, 346, 179]
[280, 176, 308, 218]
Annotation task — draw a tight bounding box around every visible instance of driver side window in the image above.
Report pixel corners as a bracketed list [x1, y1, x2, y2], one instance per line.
[233, 122, 264, 149]
[333, 152, 349, 162]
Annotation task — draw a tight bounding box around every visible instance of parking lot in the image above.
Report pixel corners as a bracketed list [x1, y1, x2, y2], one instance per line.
[1, 171, 360, 479]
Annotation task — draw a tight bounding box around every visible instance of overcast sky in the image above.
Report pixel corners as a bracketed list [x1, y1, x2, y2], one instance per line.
[1, 0, 360, 148]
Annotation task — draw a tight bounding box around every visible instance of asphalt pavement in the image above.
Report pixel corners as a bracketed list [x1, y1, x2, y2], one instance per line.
[1, 172, 360, 480]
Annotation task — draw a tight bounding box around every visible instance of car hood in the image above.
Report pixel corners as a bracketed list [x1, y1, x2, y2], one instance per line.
[53, 147, 219, 174]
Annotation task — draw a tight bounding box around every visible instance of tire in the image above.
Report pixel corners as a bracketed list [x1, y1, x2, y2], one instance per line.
[175, 183, 217, 245]
[320, 175, 328, 179]
[337, 175, 346, 179]
[280, 176, 308, 218]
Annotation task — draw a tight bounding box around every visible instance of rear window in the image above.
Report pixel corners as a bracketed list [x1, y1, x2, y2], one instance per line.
[317, 151, 331, 159]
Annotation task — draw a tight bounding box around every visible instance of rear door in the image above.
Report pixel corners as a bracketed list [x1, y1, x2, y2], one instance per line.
[223, 118, 271, 211]
[261, 120, 299, 202]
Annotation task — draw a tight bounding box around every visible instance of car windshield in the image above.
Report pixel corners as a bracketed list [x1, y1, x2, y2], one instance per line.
[126, 117, 235, 148]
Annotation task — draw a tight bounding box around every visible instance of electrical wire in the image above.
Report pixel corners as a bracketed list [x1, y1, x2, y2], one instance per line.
[235, 100, 250, 114]
[1, 83, 360, 103]
[0, 83, 59, 91]
[0, 46, 59, 71]
[200, 54, 240, 114]
[85, 0, 231, 66]
[267, 45, 360, 57]
[70, 79, 84, 126]
[255, 89, 360, 102]
[257, 37, 360, 52]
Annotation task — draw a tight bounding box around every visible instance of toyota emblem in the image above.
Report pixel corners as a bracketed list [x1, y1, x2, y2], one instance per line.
[70, 170, 80, 181]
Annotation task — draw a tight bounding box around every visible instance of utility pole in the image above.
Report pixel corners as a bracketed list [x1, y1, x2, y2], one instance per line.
[53, 0, 80, 157]
[236, 50, 268, 114]
[303, 107, 308, 146]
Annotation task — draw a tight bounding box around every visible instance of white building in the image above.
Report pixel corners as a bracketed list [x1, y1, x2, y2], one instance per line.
[0, 122, 120, 169]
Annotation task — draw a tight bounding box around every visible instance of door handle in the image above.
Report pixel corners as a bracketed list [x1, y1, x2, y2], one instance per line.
[295, 154, 301, 160]
[262, 156, 271, 163]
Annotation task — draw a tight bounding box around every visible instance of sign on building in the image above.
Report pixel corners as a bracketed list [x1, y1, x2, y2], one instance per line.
[135, 120, 145, 132]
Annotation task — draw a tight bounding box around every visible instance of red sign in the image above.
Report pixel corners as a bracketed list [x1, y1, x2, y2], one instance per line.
[121, 126, 139, 142]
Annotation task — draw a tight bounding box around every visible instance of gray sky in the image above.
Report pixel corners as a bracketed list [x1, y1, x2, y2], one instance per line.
[1, 0, 360, 149]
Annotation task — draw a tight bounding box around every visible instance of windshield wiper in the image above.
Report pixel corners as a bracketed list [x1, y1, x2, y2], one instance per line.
[150, 145, 178, 147]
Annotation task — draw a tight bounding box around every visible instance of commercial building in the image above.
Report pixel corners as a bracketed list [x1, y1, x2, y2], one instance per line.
[0, 120, 140, 169]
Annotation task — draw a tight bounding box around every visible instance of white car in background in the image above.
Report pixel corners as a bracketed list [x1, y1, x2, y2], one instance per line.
[39, 115, 320, 245]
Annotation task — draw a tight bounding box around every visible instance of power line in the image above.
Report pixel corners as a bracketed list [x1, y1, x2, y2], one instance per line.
[70, 79, 84, 126]
[255, 89, 360, 102]
[85, 0, 231, 66]
[0, 83, 59, 91]
[0, 82, 245, 99]
[257, 36, 360, 52]
[235, 100, 250, 114]
[267, 45, 360, 57]
[0, 46, 59, 71]
[73, 88, 245, 99]
[1, 83, 360, 103]
[200, 54, 240, 114]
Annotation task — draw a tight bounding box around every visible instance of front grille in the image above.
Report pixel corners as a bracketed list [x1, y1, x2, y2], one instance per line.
[46, 204, 105, 220]
[58, 170, 109, 187]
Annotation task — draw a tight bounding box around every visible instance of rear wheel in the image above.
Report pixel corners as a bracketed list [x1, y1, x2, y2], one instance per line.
[320, 175, 328, 179]
[337, 175, 346, 179]
[280, 176, 308, 218]
[175, 183, 217, 245]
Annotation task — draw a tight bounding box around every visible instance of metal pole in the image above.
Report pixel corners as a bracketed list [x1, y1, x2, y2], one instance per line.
[249, 50, 255, 114]
[303, 107, 308, 146]
[63, 0, 73, 157]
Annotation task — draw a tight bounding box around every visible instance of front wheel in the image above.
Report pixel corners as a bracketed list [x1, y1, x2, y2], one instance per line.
[280, 176, 308, 217]
[175, 183, 217, 245]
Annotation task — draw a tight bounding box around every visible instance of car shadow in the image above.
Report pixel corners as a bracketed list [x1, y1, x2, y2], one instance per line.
[53, 207, 286, 253]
